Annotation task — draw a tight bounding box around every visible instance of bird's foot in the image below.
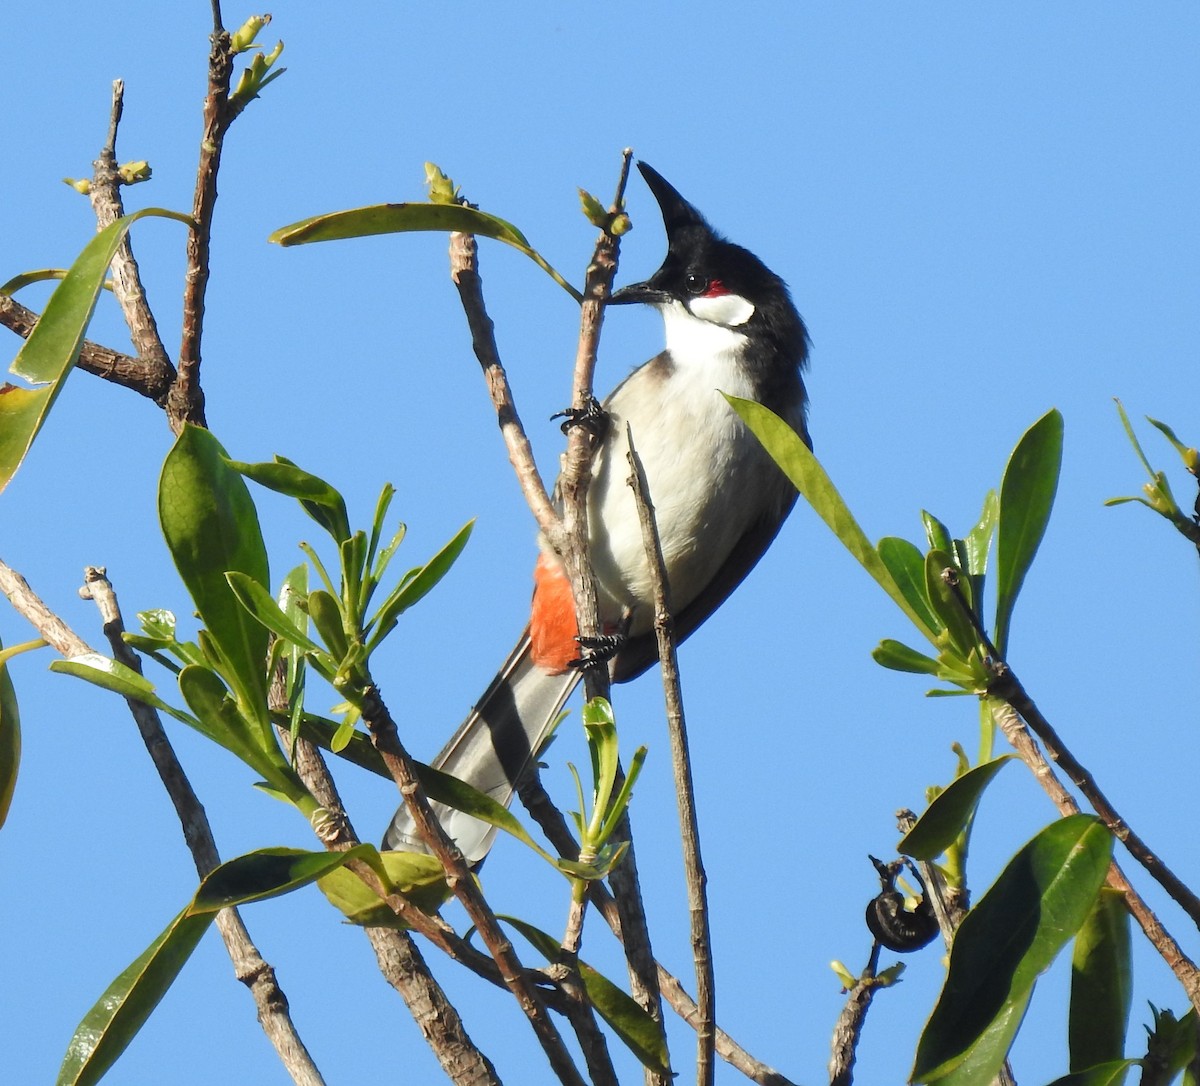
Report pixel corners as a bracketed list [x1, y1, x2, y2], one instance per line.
[552, 395, 608, 437]
[569, 632, 624, 671]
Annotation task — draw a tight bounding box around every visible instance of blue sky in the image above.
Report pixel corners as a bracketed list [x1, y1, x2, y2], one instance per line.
[3, 5, 1199, 1084]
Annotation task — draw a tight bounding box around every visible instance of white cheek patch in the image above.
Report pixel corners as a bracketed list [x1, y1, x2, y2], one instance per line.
[687, 292, 755, 327]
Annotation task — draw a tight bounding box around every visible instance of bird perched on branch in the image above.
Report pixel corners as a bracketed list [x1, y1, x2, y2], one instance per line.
[385, 161, 811, 862]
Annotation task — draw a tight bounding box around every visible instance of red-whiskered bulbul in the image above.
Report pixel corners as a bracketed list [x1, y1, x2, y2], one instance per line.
[384, 161, 811, 861]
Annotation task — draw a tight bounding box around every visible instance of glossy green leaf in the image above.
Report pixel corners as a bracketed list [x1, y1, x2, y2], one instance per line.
[0, 644, 21, 829]
[318, 849, 450, 927]
[50, 654, 198, 727]
[872, 638, 943, 675]
[924, 549, 979, 660]
[57, 909, 213, 1086]
[728, 396, 938, 643]
[994, 409, 1063, 655]
[1, 209, 190, 495]
[305, 589, 348, 660]
[912, 814, 1112, 1083]
[228, 457, 350, 544]
[297, 712, 389, 776]
[1070, 888, 1133, 1073]
[365, 520, 473, 650]
[269, 202, 583, 302]
[159, 426, 270, 726]
[899, 756, 1016, 860]
[877, 537, 943, 635]
[177, 664, 265, 763]
[226, 571, 323, 655]
[501, 915, 671, 1074]
[1044, 1060, 1140, 1086]
[191, 845, 378, 913]
[922, 511, 954, 554]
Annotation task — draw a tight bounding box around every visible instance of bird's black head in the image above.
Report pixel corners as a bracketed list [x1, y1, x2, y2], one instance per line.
[609, 161, 810, 390]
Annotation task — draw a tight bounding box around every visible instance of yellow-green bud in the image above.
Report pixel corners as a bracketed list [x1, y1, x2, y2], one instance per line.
[609, 212, 632, 236]
[62, 177, 91, 195]
[117, 160, 152, 185]
[830, 960, 856, 989]
[424, 162, 459, 204]
[230, 13, 271, 54]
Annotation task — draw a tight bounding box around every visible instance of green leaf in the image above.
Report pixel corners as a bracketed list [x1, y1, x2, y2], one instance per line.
[1070, 888, 1132, 1073]
[727, 396, 938, 644]
[228, 457, 351, 544]
[365, 520, 473, 650]
[306, 589, 349, 661]
[0, 209, 190, 494]
[0, 643, 22, 829]
[924, 549, 979, 661]
[269, 202, 583, 302]
[50, 654, 198, 727]
[226, 571, 323, 655]
[501, 915, 671, 1075]
[912, 814, 1112, 1083]
[877, 537, 943, 635]
[176, 664, 266, 765]
[899, 756, 1016, 860]
[1043, 1060, 1140, 1086]
[994, 409, 1063, 655]
[317, 849, 450, 927]
[872, 638, 942, 675]
[296, 712, 389, 776]
[57, 908, 213, 1086]
[159, 426, 270, 728]
[191, 845, 378, 913]
[922, 511, 954, 554]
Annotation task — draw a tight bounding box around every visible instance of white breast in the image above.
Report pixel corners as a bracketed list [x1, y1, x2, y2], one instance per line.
[584, 301, 788, 632]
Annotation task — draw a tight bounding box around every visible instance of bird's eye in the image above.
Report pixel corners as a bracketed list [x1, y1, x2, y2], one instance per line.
[684, 272, 709, 295]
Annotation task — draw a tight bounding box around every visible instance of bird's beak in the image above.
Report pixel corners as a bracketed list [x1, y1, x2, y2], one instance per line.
[608, 278, 670, 306]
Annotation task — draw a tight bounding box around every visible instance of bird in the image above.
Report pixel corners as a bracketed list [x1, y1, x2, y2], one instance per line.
[384, 161, 811, 862]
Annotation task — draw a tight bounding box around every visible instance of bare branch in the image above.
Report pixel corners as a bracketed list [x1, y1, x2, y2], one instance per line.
[358, 685, 586, 1086]
[626, 427, 716, 1086]
[87, 81, 177, 400]
[990, 699, 1200, 1011]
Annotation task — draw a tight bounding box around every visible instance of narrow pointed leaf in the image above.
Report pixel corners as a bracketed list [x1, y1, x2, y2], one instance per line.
[1, 208, 190, 495]
[269, 202, 583, 301]
[912, 814, 1112, 1083]
[922, 511, 954, 554]
[872, 638, 942, 675]
[877, 537, 943, 635]
[57, 909, 213, 1086]
[924, 549, 979, 660]
[0, 646, 21, 829]
[191, 845, 378, 913]
[994, 409, 1063, 655]
[728, 396, 938, 643]
[50, 654, 198, 727]
[1070, 888, 1132, 1072]
[159, 426, 270, 719]
[1044, 1061, 1139, 1086]
[501, 915, 671, 1074]
[226, 571, 322, 654]
[228, 457, 350, 544]
[899, 756, 1016, 860]
[366, 520, 473, 647]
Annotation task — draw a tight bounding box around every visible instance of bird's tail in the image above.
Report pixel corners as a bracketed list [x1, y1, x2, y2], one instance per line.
[382, 630, 579, 864]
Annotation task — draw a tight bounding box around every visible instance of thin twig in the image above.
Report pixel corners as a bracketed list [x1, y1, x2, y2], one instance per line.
[626, 427, 716, 1086]
[515, 772, 796, 1086]
[990, 699, 1200, 1011]
[76, 568, 325, 1086]
[87, 81, 176, 396]
[280, 721, 502, 1086]
[359, 685, 586, 1086]
[0, 558, 325, 1084]
[0, 292, 173, 401]
[828, 942, 882, 1086]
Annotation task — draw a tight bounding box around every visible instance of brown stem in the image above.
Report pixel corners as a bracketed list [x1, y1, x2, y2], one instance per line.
[282, 732, 503, 1086]
[990, 699, 1200, 1011]
[626, 429, 716, 1086]
[515, 772, 795, 1086]
[87, 81, 177, 400]
[0, 560, 325, 1085]
[0, 292, 174, 402]
[828, 942, 881, 1086]
[358, 685, 585, 1086]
